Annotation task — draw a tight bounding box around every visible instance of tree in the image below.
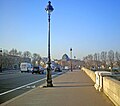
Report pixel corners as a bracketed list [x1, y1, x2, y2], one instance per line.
[87, 54, 93, 61]
[101, 51, 107, 62]
[2, 49, 9, 56]
[108, 50, 114, 62]
[94, 53, 98, 61]
[9, 48, 18, 56]
[108, 50, 114, 69]
[97, 53, 100, 61]
[115, 52, 120, 61]
[93, 53, 102, 68]
[17, 51, 22, 57]
[115, 51, 120, 67]
[83, 54, 93, 69]
[23, 51, 31, 58]
[32, 53, 41, 66]
[100, 51, 107, 68]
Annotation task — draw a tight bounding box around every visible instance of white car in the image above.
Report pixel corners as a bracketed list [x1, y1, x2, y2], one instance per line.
[20, 63, 32, 73]
[64, 66, 69, 70]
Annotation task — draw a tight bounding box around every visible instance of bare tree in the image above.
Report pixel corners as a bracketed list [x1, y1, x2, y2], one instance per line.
[2, 49, 9, 56]
[100, 51, 107, 68]
[94, 53, 98, 61]
[83, 54, 94, 69]
[115, 51, 120, 67]
[93, 53, 102, 68]
[97, 53, 100, 61]
[17, 51, 22, 57]
[9, 48, 18, 56]
[32, 53, 41, 66]
[88, 54, 93, 61]
[108, 50, 114, 69]
[23, 51, 31, 58]
[101, 51, 107, 61]
[115, 51, 120, 61]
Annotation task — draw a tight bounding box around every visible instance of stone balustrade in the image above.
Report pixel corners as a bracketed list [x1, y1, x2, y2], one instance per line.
[81, 67, 120, 106]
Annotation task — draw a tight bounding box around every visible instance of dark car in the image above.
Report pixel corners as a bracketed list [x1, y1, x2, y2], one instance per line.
[90, 66, 96, 71]
[54, 67, 62, 72]
[32, 66, 44, 74]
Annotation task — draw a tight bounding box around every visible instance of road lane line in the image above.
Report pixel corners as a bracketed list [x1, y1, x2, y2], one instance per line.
[0, 72, 64, 96]
[0, 77, 46, 96]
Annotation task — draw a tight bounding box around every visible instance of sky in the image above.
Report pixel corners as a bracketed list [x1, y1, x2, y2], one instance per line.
[0, 0, 120, 59]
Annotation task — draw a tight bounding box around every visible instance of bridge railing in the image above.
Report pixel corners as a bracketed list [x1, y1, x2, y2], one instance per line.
[81, 67, 120, 106]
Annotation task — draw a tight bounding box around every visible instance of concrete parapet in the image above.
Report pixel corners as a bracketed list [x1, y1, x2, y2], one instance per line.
[81, 67, 120, 106]
[81, 67, 96, 82]
[103, 77, 120, 106]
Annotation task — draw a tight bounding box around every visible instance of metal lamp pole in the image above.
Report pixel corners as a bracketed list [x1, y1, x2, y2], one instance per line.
[70, 48, 73, 72]
[45, 1, 54, 87]
[0, 49, 2, 72]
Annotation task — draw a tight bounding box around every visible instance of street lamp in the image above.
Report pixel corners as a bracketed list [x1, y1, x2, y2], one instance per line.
[70, 48, 73, 72]
[0, 49, 2, 72]
[45, 1, 54, 87]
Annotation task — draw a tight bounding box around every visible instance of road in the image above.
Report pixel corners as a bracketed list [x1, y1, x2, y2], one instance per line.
[0, 70, 67, 104]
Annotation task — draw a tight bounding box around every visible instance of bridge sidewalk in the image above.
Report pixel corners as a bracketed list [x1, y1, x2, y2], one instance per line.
[1, 70, 114, 106]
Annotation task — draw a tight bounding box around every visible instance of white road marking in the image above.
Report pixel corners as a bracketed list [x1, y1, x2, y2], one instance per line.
[0, 72, 63, 96]
[26, 85, 36, 89]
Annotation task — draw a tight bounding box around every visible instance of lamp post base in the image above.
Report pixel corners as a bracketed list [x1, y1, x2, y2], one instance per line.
[47, 82, 53, 87]
[46, 66, 53, 87]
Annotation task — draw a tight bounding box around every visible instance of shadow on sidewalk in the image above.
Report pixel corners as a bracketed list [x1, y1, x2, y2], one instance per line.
[52, 84, 94, 88]
[54, 81, 93, 84]
[52, 81, 94, 88]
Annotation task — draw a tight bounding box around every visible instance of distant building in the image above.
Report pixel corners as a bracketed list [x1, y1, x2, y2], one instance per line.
[0, 54, 31, 70]
[62, 54, 70, 61]
[59, 54, 84, 69]
[60, 54, 70, 68]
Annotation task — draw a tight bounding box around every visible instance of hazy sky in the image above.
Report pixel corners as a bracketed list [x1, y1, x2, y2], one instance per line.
[0, 0, 120, 59]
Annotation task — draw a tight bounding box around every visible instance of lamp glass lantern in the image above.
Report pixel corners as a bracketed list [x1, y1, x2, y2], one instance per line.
[45, 1, 54, 15]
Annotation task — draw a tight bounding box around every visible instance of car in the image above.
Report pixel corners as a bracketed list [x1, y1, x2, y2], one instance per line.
[54, 67, 62, 72]
[20, 63, 32, 73]
[20, 63, 32, 72]
[32, 66, 44, 74]
[112, 67, 120, 72]
[64, 66, 69, 70]
[90, 66, 96, 71]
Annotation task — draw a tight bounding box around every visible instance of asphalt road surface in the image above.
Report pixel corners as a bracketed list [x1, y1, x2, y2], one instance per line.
[0, 70, 67, 104]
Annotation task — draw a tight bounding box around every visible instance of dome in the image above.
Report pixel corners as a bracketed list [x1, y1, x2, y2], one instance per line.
[62, 54, 70, 61]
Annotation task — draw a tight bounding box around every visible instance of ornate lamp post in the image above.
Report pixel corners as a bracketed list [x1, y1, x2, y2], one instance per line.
[0, 49, 2, 72]
[70, 48, 73, 71]
[45, 1, 54, 87]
